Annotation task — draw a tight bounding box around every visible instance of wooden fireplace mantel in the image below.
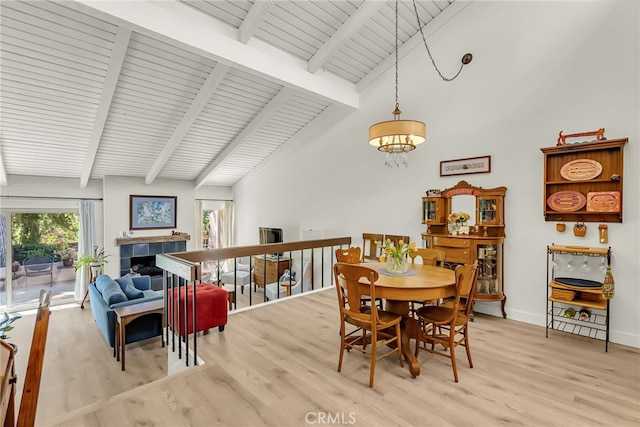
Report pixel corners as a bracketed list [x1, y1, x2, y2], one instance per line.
[115, 233, 191, 246]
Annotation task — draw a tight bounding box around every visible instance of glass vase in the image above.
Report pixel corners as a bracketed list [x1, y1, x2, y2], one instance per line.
[386, 256, 408, 274]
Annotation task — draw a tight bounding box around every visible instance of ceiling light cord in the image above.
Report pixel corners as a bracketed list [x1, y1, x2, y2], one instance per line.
[411, 0, 472, 82]
[395, 0, 400, 111]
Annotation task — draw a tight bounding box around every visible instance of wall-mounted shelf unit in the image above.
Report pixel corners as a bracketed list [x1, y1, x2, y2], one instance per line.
[541, 138, 627, 223]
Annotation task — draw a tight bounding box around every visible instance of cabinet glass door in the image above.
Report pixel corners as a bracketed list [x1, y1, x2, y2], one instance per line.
[423, 199, 435, 222]
[478, 198, 498, 225]
[477, 243, 501, 296]
[422, 198, 444, 224]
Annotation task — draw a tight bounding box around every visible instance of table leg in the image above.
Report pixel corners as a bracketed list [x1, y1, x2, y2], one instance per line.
[80, 288, 89, 309]
[501, 294, 507, 319]
[115, 320, 120, 360]
[385, 300, 420, 378]
[120, 321, 126, 371]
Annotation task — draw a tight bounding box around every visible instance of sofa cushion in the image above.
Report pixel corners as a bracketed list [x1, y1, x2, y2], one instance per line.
[115, 274, 144, 300]
[100, 279, 128, 306]
[95, 274, 114, 294]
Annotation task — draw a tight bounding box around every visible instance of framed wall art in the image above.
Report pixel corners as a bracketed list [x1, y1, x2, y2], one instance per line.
[440, 155, 491, 177]
[129, 195, 177, 230]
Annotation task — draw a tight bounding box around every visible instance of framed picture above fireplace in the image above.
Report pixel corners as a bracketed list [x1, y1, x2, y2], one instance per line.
[129, 195, 177, 230]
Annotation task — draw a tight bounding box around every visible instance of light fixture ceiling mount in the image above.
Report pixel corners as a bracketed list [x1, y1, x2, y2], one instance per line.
[369, 0, 472, 168]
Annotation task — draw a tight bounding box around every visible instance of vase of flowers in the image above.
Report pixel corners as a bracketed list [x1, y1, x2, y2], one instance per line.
[447, 212, 471, 235]
[376, 239, 416, 274]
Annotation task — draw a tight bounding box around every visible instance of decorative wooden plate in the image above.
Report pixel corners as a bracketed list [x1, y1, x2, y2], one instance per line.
[586, 191, 621, 213]
[560, 159, 603, 181]
[547, 190, 587, 212]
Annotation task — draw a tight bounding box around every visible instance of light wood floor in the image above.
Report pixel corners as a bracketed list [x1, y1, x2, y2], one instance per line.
[8, 289, 640, 426]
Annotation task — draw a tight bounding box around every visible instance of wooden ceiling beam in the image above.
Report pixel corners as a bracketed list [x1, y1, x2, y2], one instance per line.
[80, 26, 131, 188]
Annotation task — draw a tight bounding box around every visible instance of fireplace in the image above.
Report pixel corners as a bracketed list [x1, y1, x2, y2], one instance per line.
[130, 255, 164, 277]
[118, 236, 189, 290]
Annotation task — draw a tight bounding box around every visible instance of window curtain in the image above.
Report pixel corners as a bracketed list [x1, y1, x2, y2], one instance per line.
[194, 199, 203, 249]
[75, 200, 96, 302]
[222, 201, 234, 249]
[221, 201, 234, 270]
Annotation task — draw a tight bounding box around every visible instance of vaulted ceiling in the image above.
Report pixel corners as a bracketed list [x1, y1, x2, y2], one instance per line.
[0, 0, 469, 188]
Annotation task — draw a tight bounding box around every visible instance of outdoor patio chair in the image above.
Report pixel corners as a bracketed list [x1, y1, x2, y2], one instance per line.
[23, 255, 54, 286]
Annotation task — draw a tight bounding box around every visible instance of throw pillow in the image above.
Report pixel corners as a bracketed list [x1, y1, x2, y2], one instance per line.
[100, 279, 128, 306]
[115, 273, 144, 300]
[95, 275, 113, 294]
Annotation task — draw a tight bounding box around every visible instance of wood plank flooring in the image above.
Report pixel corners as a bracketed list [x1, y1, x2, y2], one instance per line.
[8, 289, 640, 426]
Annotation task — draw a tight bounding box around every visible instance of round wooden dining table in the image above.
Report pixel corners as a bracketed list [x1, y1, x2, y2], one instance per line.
[358, 262, 456, 377]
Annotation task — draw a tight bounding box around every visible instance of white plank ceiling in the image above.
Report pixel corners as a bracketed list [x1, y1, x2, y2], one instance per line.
[0, 0, 467, 188]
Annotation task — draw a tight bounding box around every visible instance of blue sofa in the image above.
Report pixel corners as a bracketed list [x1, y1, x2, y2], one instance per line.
[89, 274, 163, 354]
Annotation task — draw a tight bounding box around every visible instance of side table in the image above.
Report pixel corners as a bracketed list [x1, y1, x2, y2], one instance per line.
[114, 299, 164, 371]
[80, 264, 103, 309]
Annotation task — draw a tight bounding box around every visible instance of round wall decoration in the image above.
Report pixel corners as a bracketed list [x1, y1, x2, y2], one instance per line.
[547, 190, 587, 212]
[560, 159, 603, 181]
[586, 191, 621, 213]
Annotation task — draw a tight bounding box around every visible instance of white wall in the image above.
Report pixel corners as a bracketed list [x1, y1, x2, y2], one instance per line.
[102, 176, 231, 277]
[1, 175, 232, 278]
[233, 1, 640, 347]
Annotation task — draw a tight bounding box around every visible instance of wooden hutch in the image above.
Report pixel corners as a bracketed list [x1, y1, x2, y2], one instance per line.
[422, 180, 507, 318]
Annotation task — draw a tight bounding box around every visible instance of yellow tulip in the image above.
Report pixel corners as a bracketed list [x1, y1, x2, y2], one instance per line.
[378, 255, 386, 262]
[398, 239, 404, 246]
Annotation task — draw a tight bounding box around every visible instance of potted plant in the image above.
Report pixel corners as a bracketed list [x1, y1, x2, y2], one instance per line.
[54, 242, 77, 267]
[76, 245, 111, 272]
[1, 311, 22, 353]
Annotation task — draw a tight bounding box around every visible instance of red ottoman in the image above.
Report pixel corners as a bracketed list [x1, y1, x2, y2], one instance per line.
[168, 283, 228, 336]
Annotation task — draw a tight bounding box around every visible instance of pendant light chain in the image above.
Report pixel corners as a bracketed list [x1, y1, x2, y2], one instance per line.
[411, 0, 470, 82]
[394, 0, 399, 112]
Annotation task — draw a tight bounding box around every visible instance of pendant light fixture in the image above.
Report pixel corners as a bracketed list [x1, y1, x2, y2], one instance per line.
[369, 0, 472, 168]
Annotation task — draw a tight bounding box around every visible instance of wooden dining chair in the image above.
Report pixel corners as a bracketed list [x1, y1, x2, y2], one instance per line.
[409, 248, 446, 267]
[361, 233, 384, 262]
[414, 262, 478, 382]
[335, 247, 362, 264]
[333, 262, 403, 388]
[335, 247, 382, 309]
[408, 248, 447, 313]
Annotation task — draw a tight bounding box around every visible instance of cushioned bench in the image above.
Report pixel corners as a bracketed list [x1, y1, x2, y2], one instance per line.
[167, 283, 228, 336]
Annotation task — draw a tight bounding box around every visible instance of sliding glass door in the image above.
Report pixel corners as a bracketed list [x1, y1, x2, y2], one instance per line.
[0, 211, 78, 311]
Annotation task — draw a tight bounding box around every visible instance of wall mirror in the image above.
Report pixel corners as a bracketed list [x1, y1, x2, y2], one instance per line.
[450, 194, 476, 226]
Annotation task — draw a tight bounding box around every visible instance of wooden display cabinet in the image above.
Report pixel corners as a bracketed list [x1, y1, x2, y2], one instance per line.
[540, 138, 627, 223]
[253, 256, 290, 287]
[422, 181, 507, 317]
[546, 245, 611, 351]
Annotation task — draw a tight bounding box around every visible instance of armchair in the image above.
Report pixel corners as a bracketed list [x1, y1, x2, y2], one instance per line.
[265, 261, 312, 301]
[219, 261, 252, 310]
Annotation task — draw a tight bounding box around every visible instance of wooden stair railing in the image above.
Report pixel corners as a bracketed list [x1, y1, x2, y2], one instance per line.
[16, 289, 51, 427]
[1, 340, 17, 427]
